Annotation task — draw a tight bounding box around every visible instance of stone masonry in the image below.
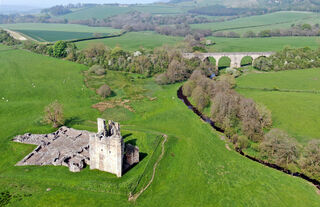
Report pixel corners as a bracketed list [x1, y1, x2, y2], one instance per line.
[183, 52, 275, 68]
[13, 119, 139, 177]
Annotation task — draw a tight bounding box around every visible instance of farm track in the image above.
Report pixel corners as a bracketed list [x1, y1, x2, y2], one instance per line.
[128, 134, 168, 202]
[177, 86, 320, 191]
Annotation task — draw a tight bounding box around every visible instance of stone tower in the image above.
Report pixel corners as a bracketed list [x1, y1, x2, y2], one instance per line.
[89, 118, 124, 177]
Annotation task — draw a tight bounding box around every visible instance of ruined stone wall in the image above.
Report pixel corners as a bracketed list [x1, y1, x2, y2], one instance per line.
[89, 119, 124, 177]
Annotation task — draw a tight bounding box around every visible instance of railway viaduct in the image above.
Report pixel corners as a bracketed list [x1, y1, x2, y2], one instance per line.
[183, 52, 275, 68]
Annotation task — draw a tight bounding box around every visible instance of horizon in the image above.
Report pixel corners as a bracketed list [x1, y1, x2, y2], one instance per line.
[0, 0, 165, 8]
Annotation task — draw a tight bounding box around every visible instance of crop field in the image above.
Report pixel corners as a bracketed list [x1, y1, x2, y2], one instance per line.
[0, 23, 120, 42]
[0, 47, 319, 206]
[76, 31, 184, 51]
[191, 11, 320, 34]
[208, 36, 320, 52]
[237, 69, 320, 143]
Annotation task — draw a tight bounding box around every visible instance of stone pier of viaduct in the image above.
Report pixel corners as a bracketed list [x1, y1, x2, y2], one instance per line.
[183, 52, 275, 68]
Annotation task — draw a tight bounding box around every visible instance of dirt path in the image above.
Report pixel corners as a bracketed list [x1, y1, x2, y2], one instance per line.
[128, 134, 168, 202]
[4, 29, 27, 41]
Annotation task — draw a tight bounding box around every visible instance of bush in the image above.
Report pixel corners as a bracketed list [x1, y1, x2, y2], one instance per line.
[191, 86, 209, 112]
[155, 73, 169, 85]
[260, 129, 300, 167]
[96, 84, 112, 98]
[237, 135, 249, 149]
[256, 103, 272, 129]
[219, 74, 236, 88]
[89, 65, 106, 76]
[299, 139, 320, 180]
[51, 40, 68, 58]
[182, 80, 196, 97]
[253, 57, 272, 71]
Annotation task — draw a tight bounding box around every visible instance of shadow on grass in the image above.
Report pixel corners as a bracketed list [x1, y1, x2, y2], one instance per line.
[65, 117, 85, 127]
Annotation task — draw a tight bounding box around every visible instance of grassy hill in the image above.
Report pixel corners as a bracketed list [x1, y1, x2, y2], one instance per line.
[237, 68, 320, 143]
[60, 4, 185, 21]
[0, 46, 320, 206]
[0, 23, 120, 42]
[207, 36, 320, 52]
[75, 31, 184, 51]
[190, 11, 320, 34]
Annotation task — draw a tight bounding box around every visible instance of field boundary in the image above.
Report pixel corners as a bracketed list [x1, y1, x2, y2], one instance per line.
[237, 86, 320, 94]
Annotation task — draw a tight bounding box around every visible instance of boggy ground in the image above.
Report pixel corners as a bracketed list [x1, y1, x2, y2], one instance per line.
[0, 46, 319, 206]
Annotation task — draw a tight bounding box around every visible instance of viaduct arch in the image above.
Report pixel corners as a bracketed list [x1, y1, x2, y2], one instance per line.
[183, 52, 275, 68]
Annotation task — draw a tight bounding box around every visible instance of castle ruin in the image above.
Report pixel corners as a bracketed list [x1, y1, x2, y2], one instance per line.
[13, 119, 139, 177]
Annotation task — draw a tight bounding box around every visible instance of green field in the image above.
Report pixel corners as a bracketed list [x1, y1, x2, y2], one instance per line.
[237, 69, 320, 143]
[0, 23, 120, 42]
[0, 47, 320, 206]
[191, 11, 320, 34]
[76, 31, 184, 51]
[209, 36, 320, 52]
[60, 4, 184, 21]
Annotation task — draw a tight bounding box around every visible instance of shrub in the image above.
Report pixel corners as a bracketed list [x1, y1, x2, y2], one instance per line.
[239, 98, 264, 142]
[253, 57, 272, 71]
[299, 139, 320, 180]
[191, 86, 209, 112]
[256, 103, 272, 129]
[44, 101, 64, 128]
[182, 80, 196, 97]
[155, 73, 169, 85]
[260, 129, 300, 167]
[51, 40, 68, 58]
[89, 65, 106, 76]
[237, 135, 249, 149]
[96, 84, 112, 98]
[219, 74, 236, 88]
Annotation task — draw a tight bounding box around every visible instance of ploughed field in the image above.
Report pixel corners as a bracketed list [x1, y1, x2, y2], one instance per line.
[237, 69, 320, 143]
[0, 45, 320, 206]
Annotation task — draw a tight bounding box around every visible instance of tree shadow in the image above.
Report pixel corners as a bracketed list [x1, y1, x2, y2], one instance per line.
[64, 117, 85, 127]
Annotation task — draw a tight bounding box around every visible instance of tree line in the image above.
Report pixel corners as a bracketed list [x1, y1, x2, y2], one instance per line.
[253, 47, 320, 71]
[182, 70, 320, 181]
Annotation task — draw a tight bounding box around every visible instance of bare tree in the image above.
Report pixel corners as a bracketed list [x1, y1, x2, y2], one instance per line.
[44, 101, 64, 128]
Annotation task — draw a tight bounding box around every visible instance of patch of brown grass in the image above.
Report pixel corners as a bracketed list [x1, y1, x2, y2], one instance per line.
[92, 99, 135, 112]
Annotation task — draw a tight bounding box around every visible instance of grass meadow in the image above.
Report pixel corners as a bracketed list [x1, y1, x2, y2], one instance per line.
[208, 36, 320, 52]
[76, 31, 184, 51]
[191, 11, 320, 33]
[0, 47, 319, 206]
[237, 69, 320, 143]
[60, 4, 184, 21]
